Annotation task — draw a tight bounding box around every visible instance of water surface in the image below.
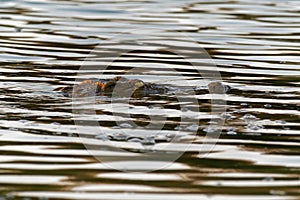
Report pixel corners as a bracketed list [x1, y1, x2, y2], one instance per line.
[0, 0, 299, 199]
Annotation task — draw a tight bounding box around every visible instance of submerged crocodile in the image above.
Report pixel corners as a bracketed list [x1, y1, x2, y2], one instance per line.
[54, 76, 227, 98]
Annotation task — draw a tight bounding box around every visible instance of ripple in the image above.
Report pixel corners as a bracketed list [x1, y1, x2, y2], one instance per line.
[0, 0, 299, 199]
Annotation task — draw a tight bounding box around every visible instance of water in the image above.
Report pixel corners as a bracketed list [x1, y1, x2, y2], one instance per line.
[0, 0, 299, 199]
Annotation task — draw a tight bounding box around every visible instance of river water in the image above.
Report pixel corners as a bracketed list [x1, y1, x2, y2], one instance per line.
[0, 0, 299, 199]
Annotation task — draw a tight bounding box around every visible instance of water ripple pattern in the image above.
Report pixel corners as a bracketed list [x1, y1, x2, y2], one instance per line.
[0, 0, 299, 199]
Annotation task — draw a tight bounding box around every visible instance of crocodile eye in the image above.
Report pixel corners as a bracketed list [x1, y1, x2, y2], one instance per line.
[134, 81, 144, 88]
[128, 79, 145, 89]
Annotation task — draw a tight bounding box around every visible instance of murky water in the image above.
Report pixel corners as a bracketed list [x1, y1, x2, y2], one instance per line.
[0, 0, 299, 199]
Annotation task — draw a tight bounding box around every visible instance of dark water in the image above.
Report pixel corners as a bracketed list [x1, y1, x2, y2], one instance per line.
[0, 0, 299, 199]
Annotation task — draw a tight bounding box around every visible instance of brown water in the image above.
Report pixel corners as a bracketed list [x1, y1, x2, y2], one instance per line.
[0, 0, 299, 199]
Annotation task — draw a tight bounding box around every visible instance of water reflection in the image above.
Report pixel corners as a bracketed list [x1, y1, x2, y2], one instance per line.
[0, 0, 299, 199]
